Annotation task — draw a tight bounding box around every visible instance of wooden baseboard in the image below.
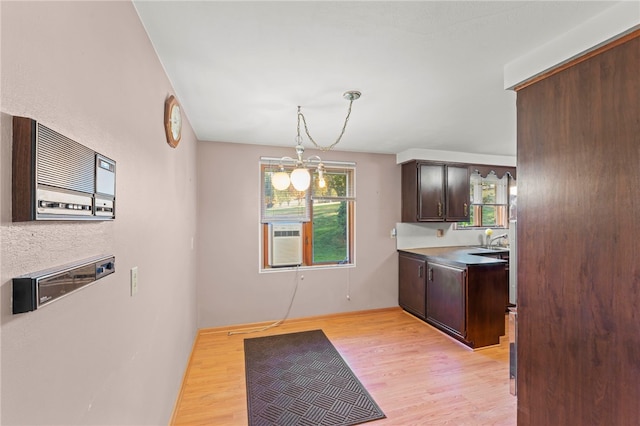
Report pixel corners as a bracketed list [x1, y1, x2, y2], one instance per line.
[168, 330, 202, 426]
[198, 306, 402, 336]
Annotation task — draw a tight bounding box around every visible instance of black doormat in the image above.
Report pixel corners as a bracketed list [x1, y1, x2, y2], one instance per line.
[244, 329, 385, 426]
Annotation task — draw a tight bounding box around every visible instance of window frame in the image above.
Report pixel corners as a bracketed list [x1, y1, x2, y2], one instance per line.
[260, 158, 356, 270]
[456, 171, 512, 230]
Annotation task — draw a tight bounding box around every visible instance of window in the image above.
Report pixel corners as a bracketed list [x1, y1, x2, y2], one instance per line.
[260, 158, 355, 269]
[457, 171, 509, 229]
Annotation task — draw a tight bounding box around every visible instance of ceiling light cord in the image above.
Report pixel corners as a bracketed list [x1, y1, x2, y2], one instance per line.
[227, 266, 302, 336]
[296, 91, 359, 152]
[271, 90, 360, 192]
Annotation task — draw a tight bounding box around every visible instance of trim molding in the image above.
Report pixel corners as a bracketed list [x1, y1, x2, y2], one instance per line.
[515, 29, 640, 92]
[199, 306, 401, 336]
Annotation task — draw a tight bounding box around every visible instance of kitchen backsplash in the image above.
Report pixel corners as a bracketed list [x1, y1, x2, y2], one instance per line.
[395, 222, 510, 250]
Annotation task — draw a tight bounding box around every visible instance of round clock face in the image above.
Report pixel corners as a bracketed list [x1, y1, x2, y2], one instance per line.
[171, 104, 182, 140]
[165, 95, 182, 148]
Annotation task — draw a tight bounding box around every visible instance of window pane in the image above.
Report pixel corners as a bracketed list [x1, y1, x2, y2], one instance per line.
[261, 166, 309, 222]
[482, 182, 497, 204]
[315, 172, 347, 197]
[311, 168, 354, 200]
[481, 205, 497, 226]
[312, 200, 348, 263]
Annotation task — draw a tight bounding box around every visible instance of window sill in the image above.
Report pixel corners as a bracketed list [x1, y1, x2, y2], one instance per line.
[259, 263, 355, 274]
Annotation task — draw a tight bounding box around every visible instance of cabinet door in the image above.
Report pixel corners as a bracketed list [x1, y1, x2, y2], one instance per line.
[426, 262, 466, 337]
[418, 163, 445, 221]
[399, 254, 426, 318]
[445, 165, 470, 221]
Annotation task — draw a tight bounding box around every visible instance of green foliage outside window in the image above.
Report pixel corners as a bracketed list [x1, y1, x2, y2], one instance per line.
[312, 172, 349, 263]
[312, 202, 347, 263]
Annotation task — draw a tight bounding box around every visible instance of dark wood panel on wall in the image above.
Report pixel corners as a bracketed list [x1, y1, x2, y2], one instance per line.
[12, 117, 37, 221]
[516, 35, 640, 425]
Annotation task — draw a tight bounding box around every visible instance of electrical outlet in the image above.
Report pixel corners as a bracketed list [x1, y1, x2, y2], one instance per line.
[130, 267, 138, 296]
[436, 229, 444, 238]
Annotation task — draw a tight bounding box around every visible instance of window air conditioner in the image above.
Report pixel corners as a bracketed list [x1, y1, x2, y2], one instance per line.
[268, 223, 303, 267]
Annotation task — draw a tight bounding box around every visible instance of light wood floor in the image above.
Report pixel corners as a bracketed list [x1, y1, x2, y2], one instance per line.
[171, 307, 516, 425]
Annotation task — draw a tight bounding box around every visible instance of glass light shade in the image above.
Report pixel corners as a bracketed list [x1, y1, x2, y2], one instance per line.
[272, 171, 290, 190]
[290, 168, 311, 191]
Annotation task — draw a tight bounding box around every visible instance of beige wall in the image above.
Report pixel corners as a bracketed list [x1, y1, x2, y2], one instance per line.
[1, 2, 198, 424]
[1, 2, 402, 423]
[196, 142, 401, 328]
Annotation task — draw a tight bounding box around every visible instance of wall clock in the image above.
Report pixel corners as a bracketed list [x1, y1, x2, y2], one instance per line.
[164, 95, 182, 148]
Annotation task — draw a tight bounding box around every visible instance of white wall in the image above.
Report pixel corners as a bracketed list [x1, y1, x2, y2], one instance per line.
[1, 2, 198, 425]
[196, 142, 400, 328]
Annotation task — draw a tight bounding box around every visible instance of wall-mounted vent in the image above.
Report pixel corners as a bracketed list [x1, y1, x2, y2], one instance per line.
[268, 223, 303, 267]
[37, 124, 95, 193]
[12, 116, 116, 221]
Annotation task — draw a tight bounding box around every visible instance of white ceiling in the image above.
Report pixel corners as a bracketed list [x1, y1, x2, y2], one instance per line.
[134, 1, 619, 156]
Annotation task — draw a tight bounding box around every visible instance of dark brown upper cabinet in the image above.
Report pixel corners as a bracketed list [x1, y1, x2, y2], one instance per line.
[401, 160, 470, 222]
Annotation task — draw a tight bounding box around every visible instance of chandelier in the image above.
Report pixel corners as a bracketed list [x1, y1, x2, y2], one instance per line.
[272, 90, 361, 192]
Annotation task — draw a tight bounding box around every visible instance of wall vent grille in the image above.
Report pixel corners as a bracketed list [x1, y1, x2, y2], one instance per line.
[37, 123, 95, 194]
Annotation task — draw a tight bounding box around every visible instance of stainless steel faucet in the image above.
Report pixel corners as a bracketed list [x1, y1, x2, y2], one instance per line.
[489, 234, 508, 248]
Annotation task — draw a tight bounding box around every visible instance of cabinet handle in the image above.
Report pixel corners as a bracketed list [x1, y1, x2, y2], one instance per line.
[437, 202, 443, 217]
[418, 265, 423, 278]
[463, 203, 468, 216]
[428, 267, 433, 281]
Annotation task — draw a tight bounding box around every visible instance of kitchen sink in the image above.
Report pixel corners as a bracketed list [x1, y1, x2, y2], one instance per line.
[473, 246, 510, 260]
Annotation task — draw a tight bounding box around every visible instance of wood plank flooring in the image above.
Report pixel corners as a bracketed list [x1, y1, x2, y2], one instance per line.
[171, 307, 516, 425]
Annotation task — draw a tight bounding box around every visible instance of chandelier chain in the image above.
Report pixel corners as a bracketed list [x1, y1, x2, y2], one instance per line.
[297, 98, 355, 152]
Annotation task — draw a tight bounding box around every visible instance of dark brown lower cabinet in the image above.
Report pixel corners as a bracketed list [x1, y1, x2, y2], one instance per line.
[398, 252, 426, 318]
[426, 262, 466, 338]
[474, 251, 510, 312]
[398, 252, 507, 349]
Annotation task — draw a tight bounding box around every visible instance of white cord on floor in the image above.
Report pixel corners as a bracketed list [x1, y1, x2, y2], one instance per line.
[227, 266, 301, 336]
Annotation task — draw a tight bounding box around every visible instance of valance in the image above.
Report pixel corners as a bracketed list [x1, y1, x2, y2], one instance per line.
[470, 165, 516, 180]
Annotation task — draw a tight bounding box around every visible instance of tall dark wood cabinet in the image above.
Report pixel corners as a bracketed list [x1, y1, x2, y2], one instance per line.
[516, 33, 640, 425]
[398, 252, 426, 318]
[401, 161, 470, 222]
